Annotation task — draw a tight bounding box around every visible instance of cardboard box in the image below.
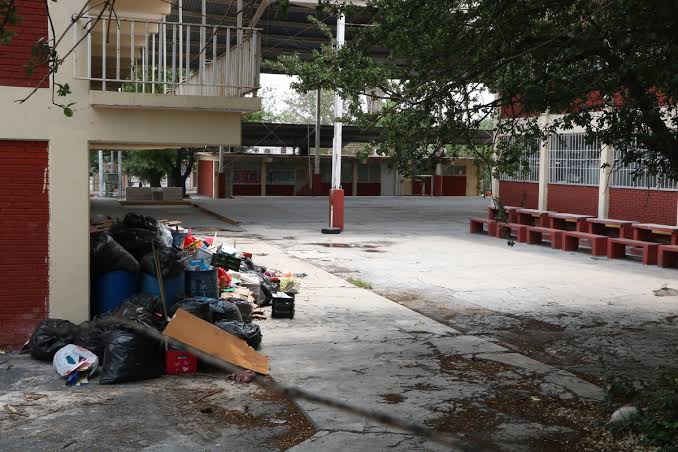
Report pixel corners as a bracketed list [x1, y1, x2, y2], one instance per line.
[163, 309, 269, 375]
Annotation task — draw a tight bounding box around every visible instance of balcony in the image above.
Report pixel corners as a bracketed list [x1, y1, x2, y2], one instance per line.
[74, 14, 261, 110]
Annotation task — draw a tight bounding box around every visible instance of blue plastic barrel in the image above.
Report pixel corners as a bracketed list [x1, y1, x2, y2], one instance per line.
[140, 272, 186, 311]
[96, 271, 138, 315]
[185, 269, 219, 298]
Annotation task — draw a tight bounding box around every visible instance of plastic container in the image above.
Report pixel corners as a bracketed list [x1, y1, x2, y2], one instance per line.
[185, 269, 219, 298]
[140, 272, 186, 311]
[95, 271, 138, 315]
[165, 349, 197, 375]
[271, 292, 295, 319]
[171, 230, 188, 248]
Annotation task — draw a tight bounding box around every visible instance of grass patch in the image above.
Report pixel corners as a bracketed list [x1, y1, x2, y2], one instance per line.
[347, 276, 373, 289]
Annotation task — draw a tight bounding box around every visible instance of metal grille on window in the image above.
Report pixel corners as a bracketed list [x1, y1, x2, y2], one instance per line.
[499, 136, 540, 182]
[611, 149, 678, 190]
[549, 134, 601, 186]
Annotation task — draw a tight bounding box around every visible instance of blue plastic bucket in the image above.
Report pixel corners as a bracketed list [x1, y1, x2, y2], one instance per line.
[96, 271, 138, 315]
[185, 269, 219, 298]
[140, 272, 186, 311]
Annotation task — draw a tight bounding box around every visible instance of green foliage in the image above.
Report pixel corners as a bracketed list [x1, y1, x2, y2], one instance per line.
[347, 276, 372, 290]
[606, 373, 678, 449]
[280, 1, 678, 180]
[0, 0, 20, 45]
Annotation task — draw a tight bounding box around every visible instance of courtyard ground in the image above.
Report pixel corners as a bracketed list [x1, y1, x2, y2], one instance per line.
[194, 196, 678, 382]
[5, 198, 672, 450]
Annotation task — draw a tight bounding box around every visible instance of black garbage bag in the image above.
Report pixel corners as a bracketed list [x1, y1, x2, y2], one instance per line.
[214, 320, 262, 348]
[257, 276, 277, 307]
[239, 257, 266, 274]
[100, 328, 164, 384]
[74, 316, 117, 362]
[140, 246, 184, 278]
[114, 294, 167, 332]
[27, 319, 76, 361]
[223, 298, 253, 323]
[109, 224, 162, 261]
[170, 297, 212, 322]
[208, 299, 242, 323]
[90, 232, 140, 277]
[123, 212, 159, 231]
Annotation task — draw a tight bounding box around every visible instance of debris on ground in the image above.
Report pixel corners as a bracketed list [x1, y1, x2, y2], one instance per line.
[653, 286, 678, 297]
[231, 370, 256, 383]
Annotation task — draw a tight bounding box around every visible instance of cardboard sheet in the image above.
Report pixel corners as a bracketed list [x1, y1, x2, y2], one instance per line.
[163, 309, 270, 375]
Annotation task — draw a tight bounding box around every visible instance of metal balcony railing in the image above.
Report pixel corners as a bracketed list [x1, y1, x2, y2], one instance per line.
[75, 15, 261, 97]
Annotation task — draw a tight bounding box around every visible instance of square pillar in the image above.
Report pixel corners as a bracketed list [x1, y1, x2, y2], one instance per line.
[352, 160, 358, 196]
[261, 160, 267, 196]
[538, 136, 549, 210]
[598, 143, 613, 219]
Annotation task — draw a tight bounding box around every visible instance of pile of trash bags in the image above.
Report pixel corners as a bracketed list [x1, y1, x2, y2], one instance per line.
[26, 294, 167, 385]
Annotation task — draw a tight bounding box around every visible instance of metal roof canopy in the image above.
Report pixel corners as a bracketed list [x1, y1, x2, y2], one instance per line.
[241, 122, 493, 150]
[166, 0, 384, 70]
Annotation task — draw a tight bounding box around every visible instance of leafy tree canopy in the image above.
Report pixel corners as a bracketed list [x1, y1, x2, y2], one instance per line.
[279, 0, 678, 180]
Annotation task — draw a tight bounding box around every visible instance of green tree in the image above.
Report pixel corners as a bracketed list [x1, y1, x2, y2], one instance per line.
[280, 1, 678, 180]
[277, 89, 336, 125]
[124, 149, 196, 197]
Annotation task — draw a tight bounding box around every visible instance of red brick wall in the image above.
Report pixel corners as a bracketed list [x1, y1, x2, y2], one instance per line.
[499, 181, 539, 208]
[0, 0, 49, 87]
[609, 188, 678, 225]
[547, 184, 598, 215]
[0, 140, 49, 347]
[197, 160, 214, 197]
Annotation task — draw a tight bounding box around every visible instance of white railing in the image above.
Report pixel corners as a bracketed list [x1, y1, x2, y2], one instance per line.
[74, 15, 261, 97]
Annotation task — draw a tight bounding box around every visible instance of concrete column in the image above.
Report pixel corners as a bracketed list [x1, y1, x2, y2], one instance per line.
[433, 163, 443, 196]
[117, 150, 123, 199]
[260, 160, 267, 196]
[598, 143, 613, 218]
[313, 88, 321, 193]
[352, 160, 358, 196]
[538, 136, 549, 210]
[98, 150, 104, 196]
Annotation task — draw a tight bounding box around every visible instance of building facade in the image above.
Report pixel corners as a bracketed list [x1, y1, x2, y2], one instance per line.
[496, 112, 678, 225]
[0, 1, 261, 346]
[193, 154, 481, 198]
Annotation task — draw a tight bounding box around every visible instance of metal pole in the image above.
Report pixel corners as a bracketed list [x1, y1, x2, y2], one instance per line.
[332, 15, 345, 190]
[98, 150, 104, 197]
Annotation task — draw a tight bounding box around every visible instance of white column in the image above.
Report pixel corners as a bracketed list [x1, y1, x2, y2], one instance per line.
[314, 88, 321, 179]
[98, 150, 104, 196]
[331, 14, 346, 190]
[117, 150, 123, 199]
[538, 136, 549, 210]
[598, 143, 613, 218]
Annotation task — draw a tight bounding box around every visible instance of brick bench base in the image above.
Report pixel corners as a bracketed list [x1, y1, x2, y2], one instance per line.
[470, 217, 497, 236]
[495, 223, 528, 243]
[658, 245, 678, 268]
[526, 226, 563, 249]
[608, 238, 659, 265]
[562, 231, 608, 256]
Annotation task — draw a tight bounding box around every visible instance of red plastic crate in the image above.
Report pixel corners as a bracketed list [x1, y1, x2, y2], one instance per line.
[165, 350, 198, 375]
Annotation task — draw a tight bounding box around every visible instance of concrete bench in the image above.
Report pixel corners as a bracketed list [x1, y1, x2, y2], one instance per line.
[607, 238, 659, 265]
[561, 231, 608, 256]
[495, 222, 528, 243]
[658, 245, 678, 268]
[526, 226, 563, 249]
[470, 217, 497, 236]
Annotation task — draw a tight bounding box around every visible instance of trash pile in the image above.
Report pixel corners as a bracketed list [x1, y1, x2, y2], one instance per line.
[23, 212, 305, 386]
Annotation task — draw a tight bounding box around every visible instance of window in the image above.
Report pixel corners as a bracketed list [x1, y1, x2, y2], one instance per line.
[446, 165, 467, 176]
[549, 134, 600, 186]
[611, 149, 677, 190]
[499, 136, 540, 182]
[267, 170, 295, 186]
[358, 163, 381, 183]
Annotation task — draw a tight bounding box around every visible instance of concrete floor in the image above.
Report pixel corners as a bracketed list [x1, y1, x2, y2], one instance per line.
[195, 196, 678, 381]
